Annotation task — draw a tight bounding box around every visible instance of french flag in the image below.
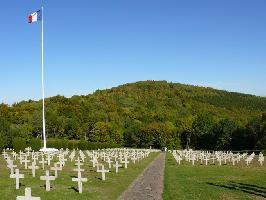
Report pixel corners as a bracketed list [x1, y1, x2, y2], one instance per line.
[28, 10, 42, 23]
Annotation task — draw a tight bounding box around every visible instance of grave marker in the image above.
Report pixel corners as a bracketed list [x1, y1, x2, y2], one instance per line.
[72, 172, 87, 194]
[16, 188, 40, 200]
[10, 169, 24, 189]
[28, 162, 39, 177]
[97, 165, 109, 181]
[40, 170, 55, 191]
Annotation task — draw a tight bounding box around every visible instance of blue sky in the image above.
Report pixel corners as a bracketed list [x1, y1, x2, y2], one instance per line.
[0, 0, 265, 104]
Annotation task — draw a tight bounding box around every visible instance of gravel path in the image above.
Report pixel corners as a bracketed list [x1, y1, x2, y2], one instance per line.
[118, 153, 166, 200]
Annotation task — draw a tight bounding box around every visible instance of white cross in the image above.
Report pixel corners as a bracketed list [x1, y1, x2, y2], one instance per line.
[217, 157, 222, 166]
[121, 156, 129, 169]
[74, 158, 84, 173]
[190, 156, 196, 166]
[16, 187, 40, 200]
[96, 163, 101, 171]
[80, 154, 85, 162]
[75, 157, 83, 168]
[106, 157, 113, 168]
[204, 157, 209, 166]
[2, 152, 9, 160]
[131, 156, 137, 164]
[7, 160, 17, 175]
[51, 163, 60, 178]
[211, 156, 216, 164]
[56, 161, 63, 171]
[31, 154, 37, 162]
[175, 156, 182, 165]
[23, 157, 30, 169]
[59, 155, 67, 166]
[12, 152, 18, 160]
[223, 156, 228, 164]
[97, 165, 109, 181]
[232, 157, 236, 166]
[113, 161, 122, 173]
[259, 158, 264, 166]
[72, 172, 87, 194]
[10, 169, 24, 189]
[40, 170, 55, 191]
[90, 157, 98, 168]
[18, 153, 24, 165]
[102, 152, 106, 161]
[28, 162, 39, 177]
[56, 160, 63, 170]
[258, 156, 264, 166]
[46, 154, 52, 166]
[69, 152, 75, 161]
[39, 157, 47, 170]
[246, 158, 252, 166]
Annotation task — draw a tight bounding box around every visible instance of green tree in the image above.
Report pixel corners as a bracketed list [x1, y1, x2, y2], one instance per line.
[192, 112, 215, 149]
[177, 116, 193, 149]
[12, 137, 27, 152]
[0, 118, 12, 148]
[124, 120, 143, 147]
[64, 118, 83, 139]
[212, 119, 237, 150]
[90, 122, 111, 143]
[29, 138, 42, 151]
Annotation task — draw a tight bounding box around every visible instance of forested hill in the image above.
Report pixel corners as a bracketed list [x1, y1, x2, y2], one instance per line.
[90, 81, 266, 123]
[0, 81, 266, 150]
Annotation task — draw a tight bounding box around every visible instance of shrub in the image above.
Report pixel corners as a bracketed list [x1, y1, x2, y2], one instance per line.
[47, 139, 55, 148]
[28, 138, 42, 151]
[47, 139, 64, 149]
[78, 140, 88, 150]
[45, 139, 122, 150]
[68, 140, 79, 150]
[61, 139, 69, 149]
[87, 142, 97, 150]
[87, 142, 121, 150]
[13, 137, 27, 152]
[53, 139, 63, 149]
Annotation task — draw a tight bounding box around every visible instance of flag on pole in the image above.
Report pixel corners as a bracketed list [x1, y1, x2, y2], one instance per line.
[28, 10, 42, 23]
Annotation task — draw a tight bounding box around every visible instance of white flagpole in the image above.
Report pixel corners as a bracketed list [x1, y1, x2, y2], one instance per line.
[41, 5, 47, 149]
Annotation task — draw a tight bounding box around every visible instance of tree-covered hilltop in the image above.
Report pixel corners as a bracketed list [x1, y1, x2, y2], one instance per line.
[0, 81, 266, 151]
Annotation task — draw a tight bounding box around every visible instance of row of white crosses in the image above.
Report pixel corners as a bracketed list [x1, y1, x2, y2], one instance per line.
[2, 149, 60, 197]
[172, 150, 265, 166]
[2, 147, 154, 197]
[72, 157, 87, 193]
[69, 148, 152, 191]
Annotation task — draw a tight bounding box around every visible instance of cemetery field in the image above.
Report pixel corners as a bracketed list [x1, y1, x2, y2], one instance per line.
[0, 152, 159, 200]
[163, 153, 266, 200]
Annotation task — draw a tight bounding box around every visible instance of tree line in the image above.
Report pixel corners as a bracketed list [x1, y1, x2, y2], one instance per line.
[0, 81, 265, 151]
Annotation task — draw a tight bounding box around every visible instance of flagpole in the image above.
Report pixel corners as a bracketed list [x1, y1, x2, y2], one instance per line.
[41, 5, 47, 149]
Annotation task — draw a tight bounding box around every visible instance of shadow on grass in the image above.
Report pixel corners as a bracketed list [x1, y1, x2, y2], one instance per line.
[19, 183, 25, 188]
[207, 181, 266, 198]
[70, 186, 79, 193]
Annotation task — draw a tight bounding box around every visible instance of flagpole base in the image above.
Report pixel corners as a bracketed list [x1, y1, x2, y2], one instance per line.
[39, 147, 59, 153]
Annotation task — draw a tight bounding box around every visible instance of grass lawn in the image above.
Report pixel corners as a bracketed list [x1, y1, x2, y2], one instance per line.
[0, 152, 159, 200]
[163, 153, 266, 200]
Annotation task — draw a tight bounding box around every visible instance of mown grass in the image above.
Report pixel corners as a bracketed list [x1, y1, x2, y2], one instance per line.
[0, 152, 159, 200]
[163, 153, 266, 200]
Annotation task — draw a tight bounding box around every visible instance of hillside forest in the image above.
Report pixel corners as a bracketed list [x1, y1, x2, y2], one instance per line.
[0, 81, 265, 152]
